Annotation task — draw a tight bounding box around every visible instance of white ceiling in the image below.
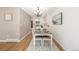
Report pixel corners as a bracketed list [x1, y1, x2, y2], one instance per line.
[21, 7, 58, 17]
[21, 7, 34, 17]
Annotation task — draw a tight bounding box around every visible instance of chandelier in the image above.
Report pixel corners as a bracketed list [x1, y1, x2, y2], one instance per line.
[34, 7, 42, 17]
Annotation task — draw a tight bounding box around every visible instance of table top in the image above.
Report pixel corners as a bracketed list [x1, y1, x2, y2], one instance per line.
[34, 31, 52, 34]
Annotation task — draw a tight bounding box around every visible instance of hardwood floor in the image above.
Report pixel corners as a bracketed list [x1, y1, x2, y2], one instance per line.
[0, 32, 64, 51]
[0, 32, 32, 51]
[53, 38, 64, 51]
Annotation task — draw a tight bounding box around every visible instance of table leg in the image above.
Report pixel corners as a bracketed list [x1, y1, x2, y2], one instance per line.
[51, 35, 52, 49]
[33, 35, 35, 48]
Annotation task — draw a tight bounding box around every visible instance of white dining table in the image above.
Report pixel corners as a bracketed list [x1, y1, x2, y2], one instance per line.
[33, 31, 53, 48]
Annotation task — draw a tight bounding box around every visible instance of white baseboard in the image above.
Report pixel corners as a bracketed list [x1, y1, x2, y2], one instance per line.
[53, 35, 64, 50]
[0, 39, 20, 42]
[53, 37, 61, 46]
[0, 31, 31, 42]
[19, 31, 32, 42]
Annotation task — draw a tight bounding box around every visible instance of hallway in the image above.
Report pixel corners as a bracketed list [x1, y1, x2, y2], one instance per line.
[0, 7, 79, 51]
[0, 1, 78, 59]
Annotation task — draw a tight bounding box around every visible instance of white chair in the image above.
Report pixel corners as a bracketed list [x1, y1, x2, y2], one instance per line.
[32, 29, 53, 49]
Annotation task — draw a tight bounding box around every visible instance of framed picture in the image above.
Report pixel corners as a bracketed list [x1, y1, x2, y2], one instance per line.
[52, 12, 62, 25]
[4, 13, 13, 21]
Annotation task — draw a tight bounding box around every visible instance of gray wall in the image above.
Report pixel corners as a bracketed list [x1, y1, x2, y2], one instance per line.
[19, 9, 31, 39]
[0, 7, 20, 40]
[46, 7, 79, 51]
[0, 7, 31, 42]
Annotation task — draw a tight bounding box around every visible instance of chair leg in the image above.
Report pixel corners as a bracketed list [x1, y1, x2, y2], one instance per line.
[33, 35, 35, 48]
[42, 38, 44, 48]
[51, 37, 53, 49]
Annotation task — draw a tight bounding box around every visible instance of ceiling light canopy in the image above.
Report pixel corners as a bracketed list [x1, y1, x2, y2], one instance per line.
[34, 7, 47, 17]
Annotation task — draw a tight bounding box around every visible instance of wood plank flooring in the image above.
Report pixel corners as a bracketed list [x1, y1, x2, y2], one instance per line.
[0, 32, 32, 51]
[0, 32, 64, 51]
[53, 38, 64, 51]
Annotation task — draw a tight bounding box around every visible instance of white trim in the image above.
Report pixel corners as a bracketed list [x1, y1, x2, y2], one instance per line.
[0, 39, 20, 42]
[19, 31, 32, 42]
[0, 31, 32, 42]
[53, 35, 65, 50]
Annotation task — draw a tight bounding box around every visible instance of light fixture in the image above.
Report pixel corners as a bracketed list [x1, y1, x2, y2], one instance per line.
[34, 7, 42, 17]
